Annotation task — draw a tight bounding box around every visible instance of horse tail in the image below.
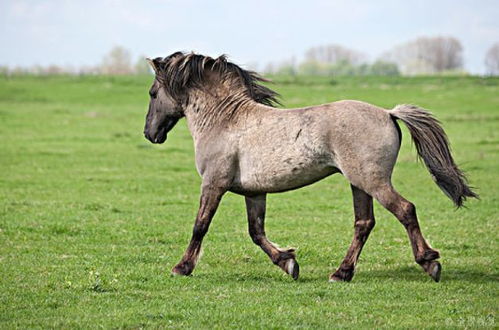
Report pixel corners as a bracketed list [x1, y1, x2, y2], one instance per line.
[390, 104, 478, 207]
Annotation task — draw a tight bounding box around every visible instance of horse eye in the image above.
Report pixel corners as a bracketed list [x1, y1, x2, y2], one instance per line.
[149, 89, 157, 99]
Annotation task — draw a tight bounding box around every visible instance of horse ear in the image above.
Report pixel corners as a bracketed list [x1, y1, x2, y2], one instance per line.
[146, 58, 159, 74]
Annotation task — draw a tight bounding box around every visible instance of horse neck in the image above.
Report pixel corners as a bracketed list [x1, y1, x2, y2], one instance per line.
[183, 88, 268, 142]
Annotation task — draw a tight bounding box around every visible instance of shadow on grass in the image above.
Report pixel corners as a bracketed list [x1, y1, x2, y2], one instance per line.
[190, 265, 498, 285]
[356, 265, 499, 284]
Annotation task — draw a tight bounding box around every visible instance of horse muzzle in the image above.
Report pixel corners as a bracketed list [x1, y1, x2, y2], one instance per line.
[144, 117, 179, 144]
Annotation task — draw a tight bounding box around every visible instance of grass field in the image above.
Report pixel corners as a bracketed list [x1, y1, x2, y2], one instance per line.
[0, 74, 498, 328]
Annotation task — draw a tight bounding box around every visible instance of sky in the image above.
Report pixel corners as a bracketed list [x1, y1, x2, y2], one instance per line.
[1, 0, 498, 74]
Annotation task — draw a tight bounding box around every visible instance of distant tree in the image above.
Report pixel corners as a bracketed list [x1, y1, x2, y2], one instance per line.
[78, 65, 101, 75]
[386, 36, 463, 75]
[300, 44, 370, 76]
[29, 65, 44, 75]
[275, 64, 296, 76]
[101, 46, 133, 75]
[369, 60, 400, 76]
[273, 58, 297, 76]
[11, 66, 28, 75]
[0, 66, 8, 76]
[134, 56, 152, 75]
[485, 43, 499, 75]
[263, 62, 276, 75]
[45, 65, 65, 75]
[304, 44, 367, 66]
[298, 60, 329, 76]
[328, 59, 357, 76]
[297, 58, 400, 77]
[356, 63, 371, 76]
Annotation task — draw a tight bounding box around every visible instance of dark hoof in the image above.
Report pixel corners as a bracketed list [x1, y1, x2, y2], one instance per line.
[275, 249, 299, 280]
[277, 257, 299, 280]
[284, 258, 300, 280]
[171, 262, 193, 276]
[428, 261, 441, 282]
[329, 266, 354, 282]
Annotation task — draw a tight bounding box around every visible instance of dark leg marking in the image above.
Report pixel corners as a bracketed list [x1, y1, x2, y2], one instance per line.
[330, 185, 375, 282]
[374, 185, 441, 282]
[245, 194, 299, 280]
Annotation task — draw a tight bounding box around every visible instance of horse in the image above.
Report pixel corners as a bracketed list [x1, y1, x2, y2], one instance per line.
[143, 52, 477, 282]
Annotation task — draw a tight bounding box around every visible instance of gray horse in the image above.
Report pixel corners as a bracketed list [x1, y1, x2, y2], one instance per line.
[143, 52, 476, 282]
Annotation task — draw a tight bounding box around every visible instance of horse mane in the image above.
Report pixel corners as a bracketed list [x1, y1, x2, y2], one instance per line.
[152, 52, 279, 107]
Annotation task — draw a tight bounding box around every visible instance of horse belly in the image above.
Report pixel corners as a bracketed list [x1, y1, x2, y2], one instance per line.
[233, 154, 338, 194]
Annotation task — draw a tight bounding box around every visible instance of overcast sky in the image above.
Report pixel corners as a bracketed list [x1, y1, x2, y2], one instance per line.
[1, 0, 498, 73]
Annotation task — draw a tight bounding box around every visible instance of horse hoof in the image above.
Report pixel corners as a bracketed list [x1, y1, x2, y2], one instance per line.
[328, 276, 342, 283]
[329, 267, 354, 282]
[171, 264, 192, 277]
[284, 259, 299, 280]
[171, 270, 191, 277]
[329, 273, 351, 283]
[429, 261, 441, 282]
[171, 268, 186, 276]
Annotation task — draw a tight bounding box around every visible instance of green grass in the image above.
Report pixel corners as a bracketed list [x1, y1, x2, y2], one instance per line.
[0, 74, 497, 328]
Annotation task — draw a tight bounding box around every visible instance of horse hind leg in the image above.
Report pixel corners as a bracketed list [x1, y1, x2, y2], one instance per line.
[330, 185, 375, 282]
[371, 184, 442, 282]
[245, 194, 299, 280]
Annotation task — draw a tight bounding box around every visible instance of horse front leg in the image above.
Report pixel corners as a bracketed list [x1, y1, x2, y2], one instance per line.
[245, 194, 299, 280]
[330, 185, 375, 282]
[172, 185, 225, 276]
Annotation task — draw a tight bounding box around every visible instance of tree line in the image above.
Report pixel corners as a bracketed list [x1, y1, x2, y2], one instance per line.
[265, 37, 499, 76]
[0, 46, 150, 76]
[1, 37, 499, 76]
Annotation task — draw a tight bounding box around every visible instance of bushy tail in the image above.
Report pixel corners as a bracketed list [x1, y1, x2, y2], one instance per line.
[390, 104, 477, 207]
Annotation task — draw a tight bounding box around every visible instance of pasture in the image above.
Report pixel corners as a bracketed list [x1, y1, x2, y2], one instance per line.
[0, 74, 497, 328]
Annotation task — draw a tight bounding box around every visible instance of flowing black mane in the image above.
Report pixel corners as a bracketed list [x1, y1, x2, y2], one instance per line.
[151, 52, 279, 107]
